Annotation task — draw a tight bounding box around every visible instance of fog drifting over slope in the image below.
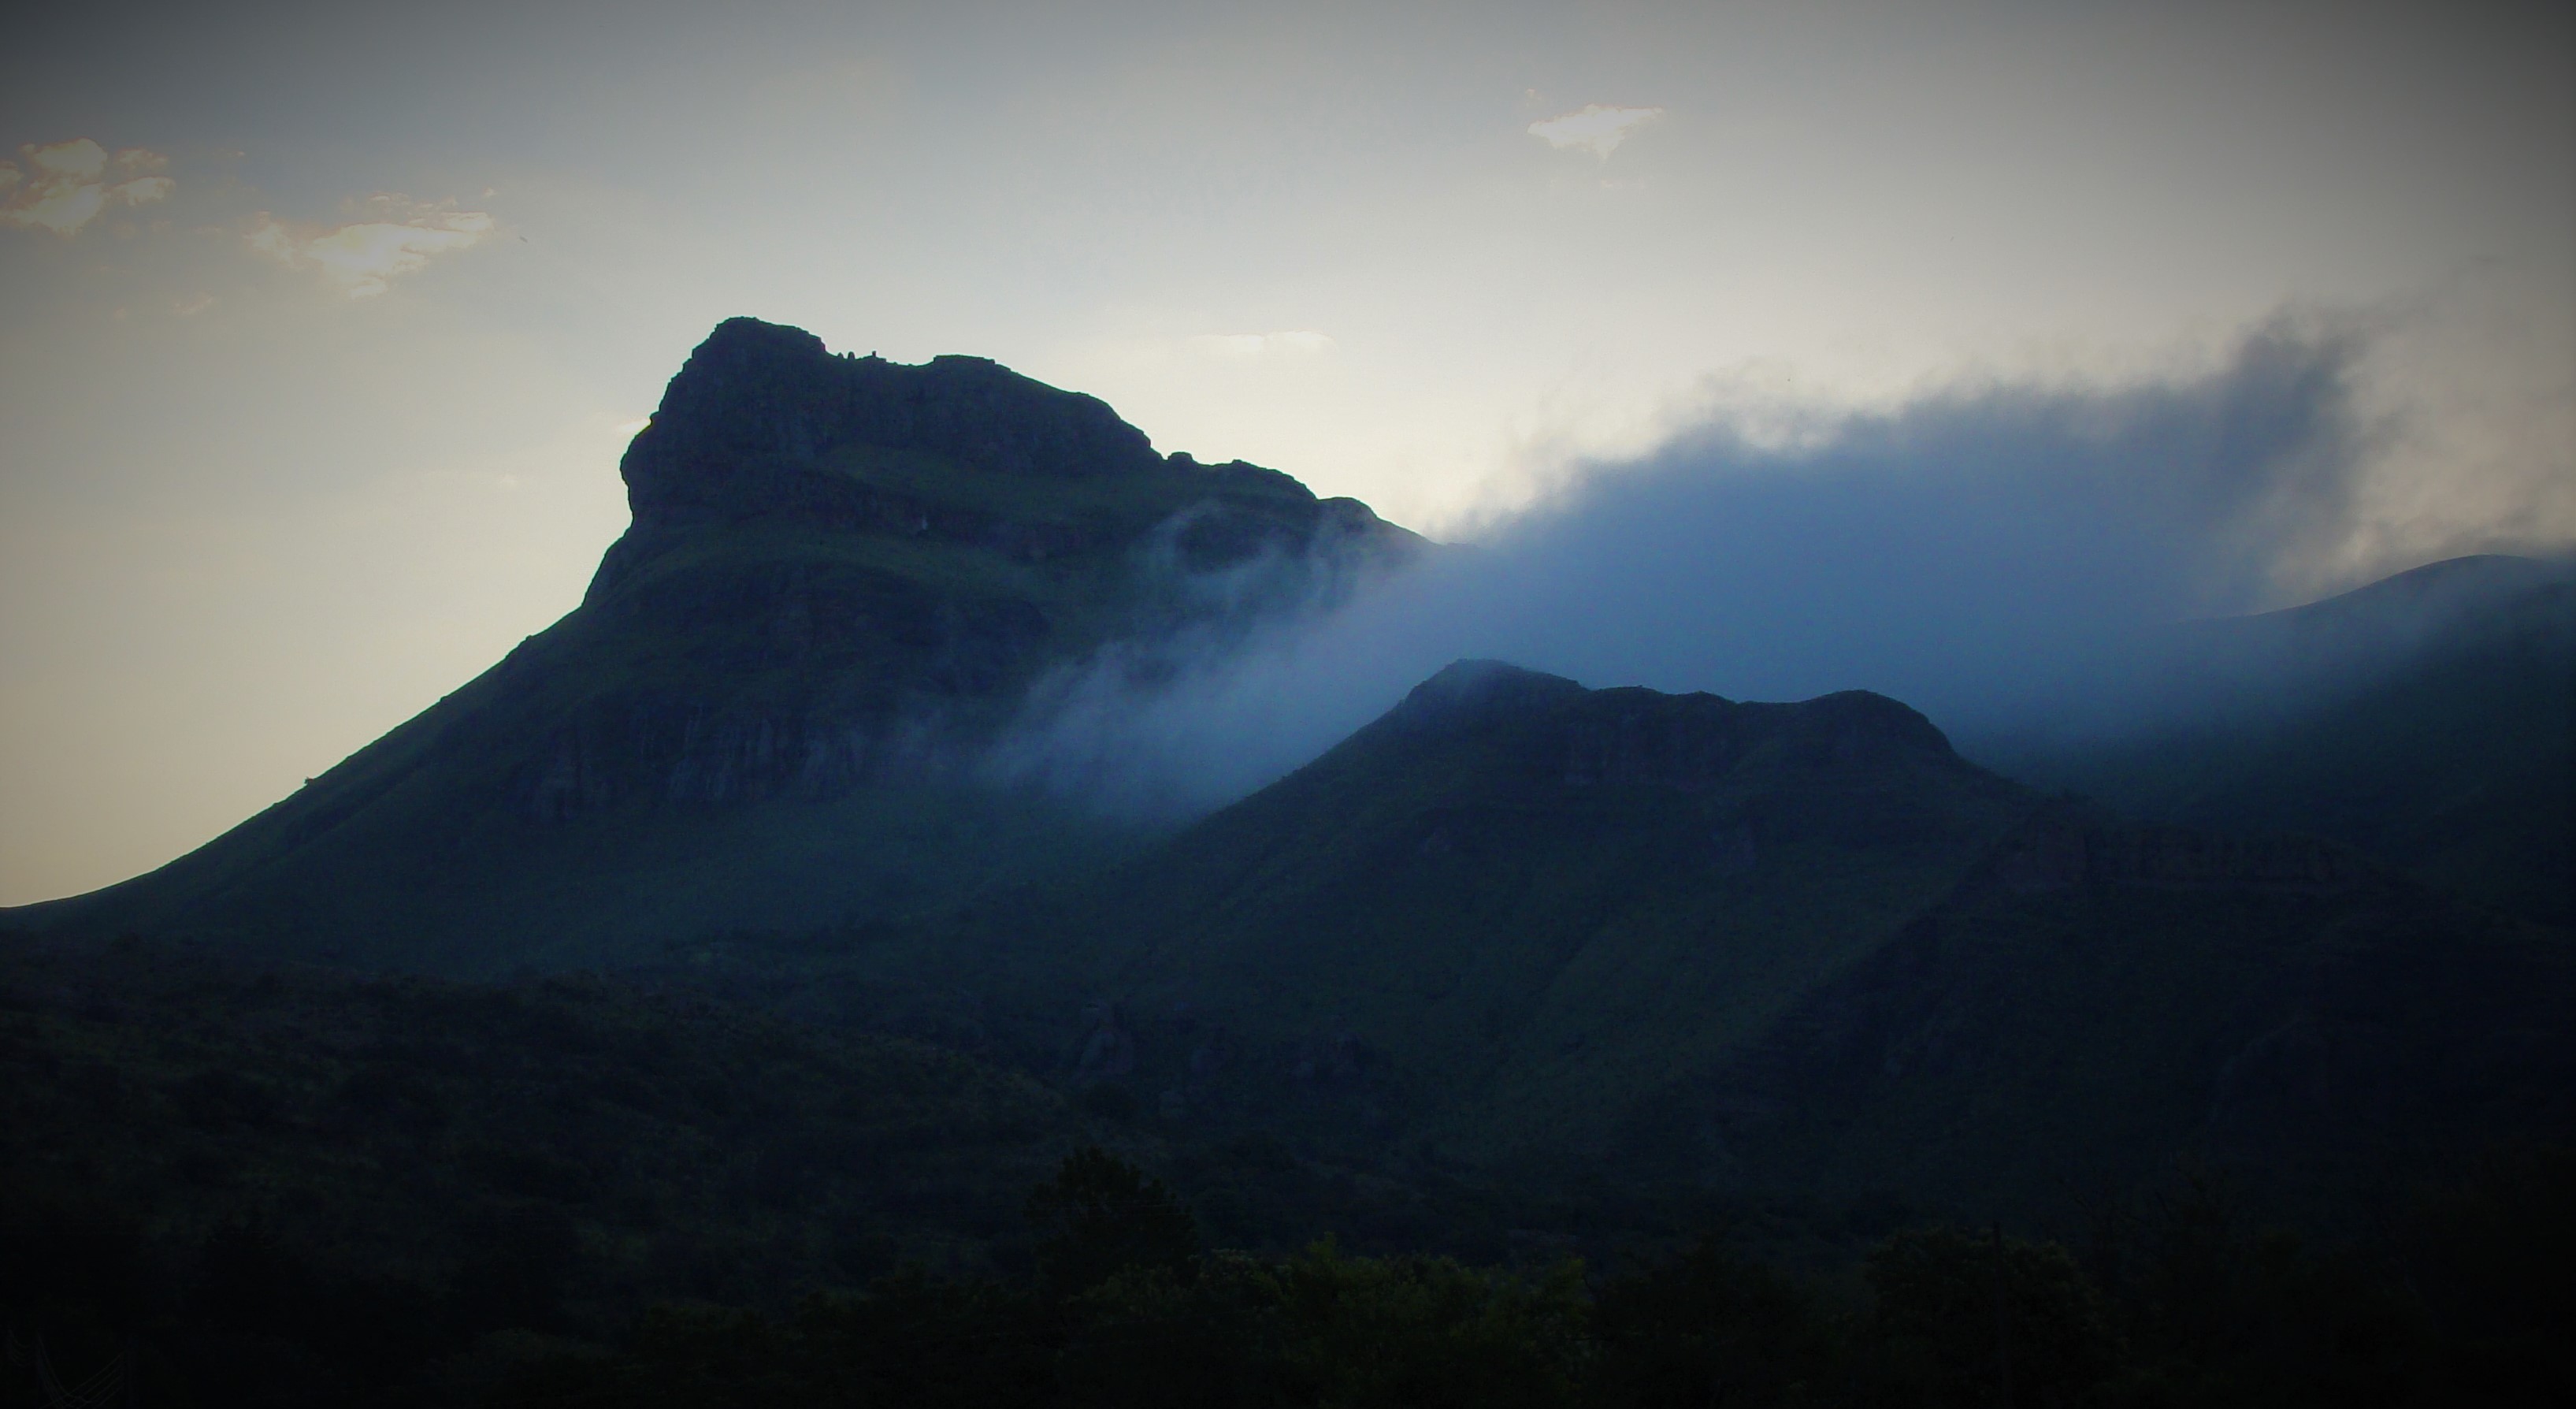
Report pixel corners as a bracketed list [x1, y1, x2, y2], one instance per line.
[989, 310, 2573, 817]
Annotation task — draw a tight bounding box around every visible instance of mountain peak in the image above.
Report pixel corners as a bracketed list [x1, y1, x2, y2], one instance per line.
[699, 313, 829, 359]
[1386, 660, 1588, 729]
[1373, 661, 1957, 771]
[621, 317, 1167, 533]
[13, 316, 1425, 969]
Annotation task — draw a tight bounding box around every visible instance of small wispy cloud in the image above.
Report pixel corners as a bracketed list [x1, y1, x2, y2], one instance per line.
[1527, 104, 1663, 158]
[247, 194, 496, 298]
[1, 139, 173, 236]
[1186, 330, 1335, 359]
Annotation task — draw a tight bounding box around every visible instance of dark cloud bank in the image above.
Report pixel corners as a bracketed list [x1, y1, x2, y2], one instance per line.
[989, 316, 2560, 817]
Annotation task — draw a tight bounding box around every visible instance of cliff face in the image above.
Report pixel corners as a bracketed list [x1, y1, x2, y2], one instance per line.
[486, 317, 1420, 818]
[15, 318, 1424, 970]
[594, 317, 1379, 589]
[633, 319, 1162, 501]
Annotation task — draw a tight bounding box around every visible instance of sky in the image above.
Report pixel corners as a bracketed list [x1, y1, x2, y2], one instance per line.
[2, 0, 2570, 904]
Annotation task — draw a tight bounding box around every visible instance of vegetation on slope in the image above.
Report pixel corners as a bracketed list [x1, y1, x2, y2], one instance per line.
[16, 1119, 2567, 1406]
[853, 661, 2563, 1221]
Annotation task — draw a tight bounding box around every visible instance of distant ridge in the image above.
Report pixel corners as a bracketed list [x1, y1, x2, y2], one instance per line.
[1982, 552, 2575, 922]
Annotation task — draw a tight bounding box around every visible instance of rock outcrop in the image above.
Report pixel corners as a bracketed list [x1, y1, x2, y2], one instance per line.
[7, 318, 1425, 968]
[490, 317, 1423, 817]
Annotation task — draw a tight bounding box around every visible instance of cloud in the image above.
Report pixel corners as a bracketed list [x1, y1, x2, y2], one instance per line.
[1186, 330, 1335, 359]
[1, 139, 174, 236]
[992, 312, 2570, 818]
[1527, 105, 1663, 158]
[247, 194, 497, 297]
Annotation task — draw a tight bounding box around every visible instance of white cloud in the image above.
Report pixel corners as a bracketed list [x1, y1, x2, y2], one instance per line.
[1, 139, 175, 236]
[1186, 330, 1335, 359]
[247, 194, 497, 297]
[29, 138, 106, 178]
[1527, 104, 1663, 158]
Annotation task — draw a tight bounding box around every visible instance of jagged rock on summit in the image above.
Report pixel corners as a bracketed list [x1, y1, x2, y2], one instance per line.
[7, 318, 1422, 972]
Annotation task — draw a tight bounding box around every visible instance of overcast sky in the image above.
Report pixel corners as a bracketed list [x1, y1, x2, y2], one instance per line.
[2, 0, 2569, 903]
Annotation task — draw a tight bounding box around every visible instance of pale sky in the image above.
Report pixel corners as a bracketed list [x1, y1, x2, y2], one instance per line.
[2, 0, 2570, 904]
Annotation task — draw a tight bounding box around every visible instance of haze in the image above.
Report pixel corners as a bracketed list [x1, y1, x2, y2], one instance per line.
[3, 0, 2570, 903]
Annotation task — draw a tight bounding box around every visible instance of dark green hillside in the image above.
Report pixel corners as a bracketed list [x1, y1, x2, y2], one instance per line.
[1676, 809, 2575, 1217]
[0, 932, 1092, 1396]
[1977, 555, 2575, 924]
[11, 318, 1417, 972]
[1011, 662, 2572, 1218]
[19, 924, 2563, 1409]
[1069, 662, 2032, 1165]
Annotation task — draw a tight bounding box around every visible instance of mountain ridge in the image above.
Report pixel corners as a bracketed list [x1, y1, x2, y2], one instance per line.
[1974, 552, 2574, 922]
[8, 318, 1420, 969]
[878, 657, 2569, 1218]
[6, 325, 2565, 1222]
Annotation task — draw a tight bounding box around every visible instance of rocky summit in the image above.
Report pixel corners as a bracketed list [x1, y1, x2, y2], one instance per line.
[11, 318, 1416, 970]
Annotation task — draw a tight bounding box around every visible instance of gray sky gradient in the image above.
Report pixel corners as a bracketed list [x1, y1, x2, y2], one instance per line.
[2, 0, 2569, 902]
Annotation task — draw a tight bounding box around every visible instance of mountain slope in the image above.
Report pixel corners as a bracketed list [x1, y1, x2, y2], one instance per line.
[1974, 554, 2575, 923]
[11, 318, 1417, 972]
[1023, 661, 2570, 1218]
[1075, 664, 2024, 1145]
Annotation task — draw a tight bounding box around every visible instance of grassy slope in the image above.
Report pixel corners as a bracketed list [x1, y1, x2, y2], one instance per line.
[20, 600, 1149, 974]
[1975, 563, 2574, 924]
[1706, 865, 2576, 1223]
[966, 663, 2574, 1221]
[1051, 666, 2036, 1165]
[0, 935, 1096, 1310]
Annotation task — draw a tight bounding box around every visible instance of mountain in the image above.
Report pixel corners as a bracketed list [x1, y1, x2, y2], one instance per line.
[9, 318, 1417, 972]
[966, 661, 2574, 1219]
[8, 319, 2565, 1227]
[1973, 553, 2575, 924]
[8, 324, 2569, 1400]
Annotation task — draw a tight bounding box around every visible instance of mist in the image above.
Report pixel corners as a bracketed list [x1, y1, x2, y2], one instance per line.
[985, 312, 2567, 818]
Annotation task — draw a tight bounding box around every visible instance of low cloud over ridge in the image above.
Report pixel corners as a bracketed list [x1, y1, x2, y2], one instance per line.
[990, 313, 2570, 817]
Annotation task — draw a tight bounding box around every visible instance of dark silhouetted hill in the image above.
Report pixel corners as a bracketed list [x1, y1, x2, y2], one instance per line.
[962, 661, 2575, 1221]
[1977, 553, 2574, 924]
[9, 318, 1417, 972]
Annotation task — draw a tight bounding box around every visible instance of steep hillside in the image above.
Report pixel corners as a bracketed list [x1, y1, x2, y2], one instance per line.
[1004, 662, 2573, 1218]
[11, 318, 1416, 972]
[1657, 806, 2573, 1217]
[1067, 664, 2025, 1147]
[1977, 555, 2575, 923]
